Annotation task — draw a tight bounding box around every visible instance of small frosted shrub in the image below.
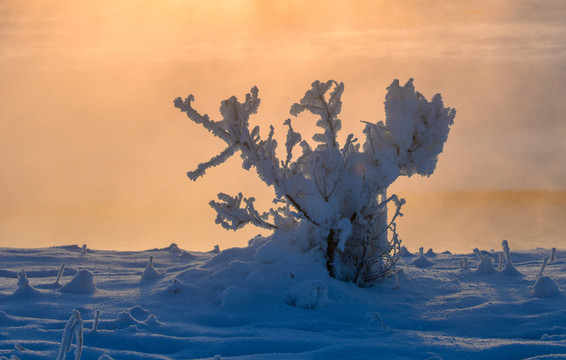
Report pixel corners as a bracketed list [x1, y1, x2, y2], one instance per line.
[538, 257, 549, 278]
[55, 264, 66, 285]
[17, 270, 30, 289]
[458, 257, 469, 270]
[287, 279, 329, 309]
[500, 240, 522, 276]
[497, 252, 504, 269]
[14, 269, 39, 296]
[473, 248, 496, 275]
[57, 310, 83, 360]
[92, 309, 101, 331]
[141, 256, 162, 280]
[175, 79, 455, 286]
[412, 247, 434, 268]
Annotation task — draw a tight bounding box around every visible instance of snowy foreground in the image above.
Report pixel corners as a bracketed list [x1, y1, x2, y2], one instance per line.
[1, 240, 566, 360]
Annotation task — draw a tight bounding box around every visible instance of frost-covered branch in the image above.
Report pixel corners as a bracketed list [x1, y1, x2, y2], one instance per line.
[290, 80, 344, 150]
[57, 310, 83, 360]
[209, 193, 277, 231]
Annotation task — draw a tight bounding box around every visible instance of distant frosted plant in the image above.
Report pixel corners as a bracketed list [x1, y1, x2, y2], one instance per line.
[15, 269, 39, 296]
[500, 240, 522, 276]
[175, 79, 455, 286]
[55, 264, 66, 286]
[473, 248, 496, 275]
[497, 251, 504, 269]
[411, 247, 434, 268]
[81, 244, 87, 254]
[141, 256, 162, 280]
[92, 309, 101, 331]
[537, 257, 549, 278]
[550, 247, 556, 263]
[17, 270, 30, 289]
[458, 257, 469, 270]
[56, 310, 83, 360]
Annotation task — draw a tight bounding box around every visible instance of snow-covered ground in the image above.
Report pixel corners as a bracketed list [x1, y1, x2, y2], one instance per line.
[1, 240, 565, 360]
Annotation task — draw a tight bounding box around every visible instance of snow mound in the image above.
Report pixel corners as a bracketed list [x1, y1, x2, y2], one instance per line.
[425, 248, 437, 258]
[129, 306, 150, 320]
[287, 279, 329, 309]
[141, 256, 162, 280]
[59, 269, 95, 293]
[218, 285, 250, 310]
[13, 270, 40, 297]
[411, 255, 434, 268]
[144, 314, 163, 326]
[499, 240, 524, 277]
[473, 248, 496, 275]
[475, 255, 496, 275]
[532, 276, 561, 297]
[166, 279, 187, 294]
[400, 246, 416, 257]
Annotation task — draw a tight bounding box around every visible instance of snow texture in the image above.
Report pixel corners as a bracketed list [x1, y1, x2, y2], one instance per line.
[287, 279, 330, 309]
[1, 243, 565, 359]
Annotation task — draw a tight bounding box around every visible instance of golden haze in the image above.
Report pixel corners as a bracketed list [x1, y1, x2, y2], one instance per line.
[1, 0, 565, 252]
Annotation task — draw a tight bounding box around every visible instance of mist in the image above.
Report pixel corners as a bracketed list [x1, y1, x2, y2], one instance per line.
[1, 0, 565, 251]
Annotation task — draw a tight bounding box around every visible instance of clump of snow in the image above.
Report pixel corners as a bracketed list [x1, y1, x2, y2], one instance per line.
[13, 270, 40, 296]
[532, 276, 561, 297]
[166, 279, 185, 294]
[166, 243, 182, 253]
[59, 270, 95, 294]
[218, 285, 250, 310]
[411, 247, 434, 268]
[129, 306, 150, 320]
[254, 231, 300, 264]
[425, 248, 437, 258]
[500, 240, 523, 276]
[473, 248, 496, 275]
[144, 314, 163, 327]
[245, 270, 267, 285]
[400, 246, 416, 257]
[287, 279, 329, 309]
[179, 250, 196, 259]
[97, 356, 114, 360]
[141, 256, 162, 280]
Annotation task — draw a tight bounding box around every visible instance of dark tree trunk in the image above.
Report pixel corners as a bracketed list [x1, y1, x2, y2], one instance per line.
[326, 230, 338, 277]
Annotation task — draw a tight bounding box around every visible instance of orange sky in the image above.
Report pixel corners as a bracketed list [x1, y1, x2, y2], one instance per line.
[1, 0, 565, 252]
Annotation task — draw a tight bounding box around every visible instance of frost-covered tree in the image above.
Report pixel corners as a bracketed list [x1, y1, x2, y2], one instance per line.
[175, 79, 455, 286]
